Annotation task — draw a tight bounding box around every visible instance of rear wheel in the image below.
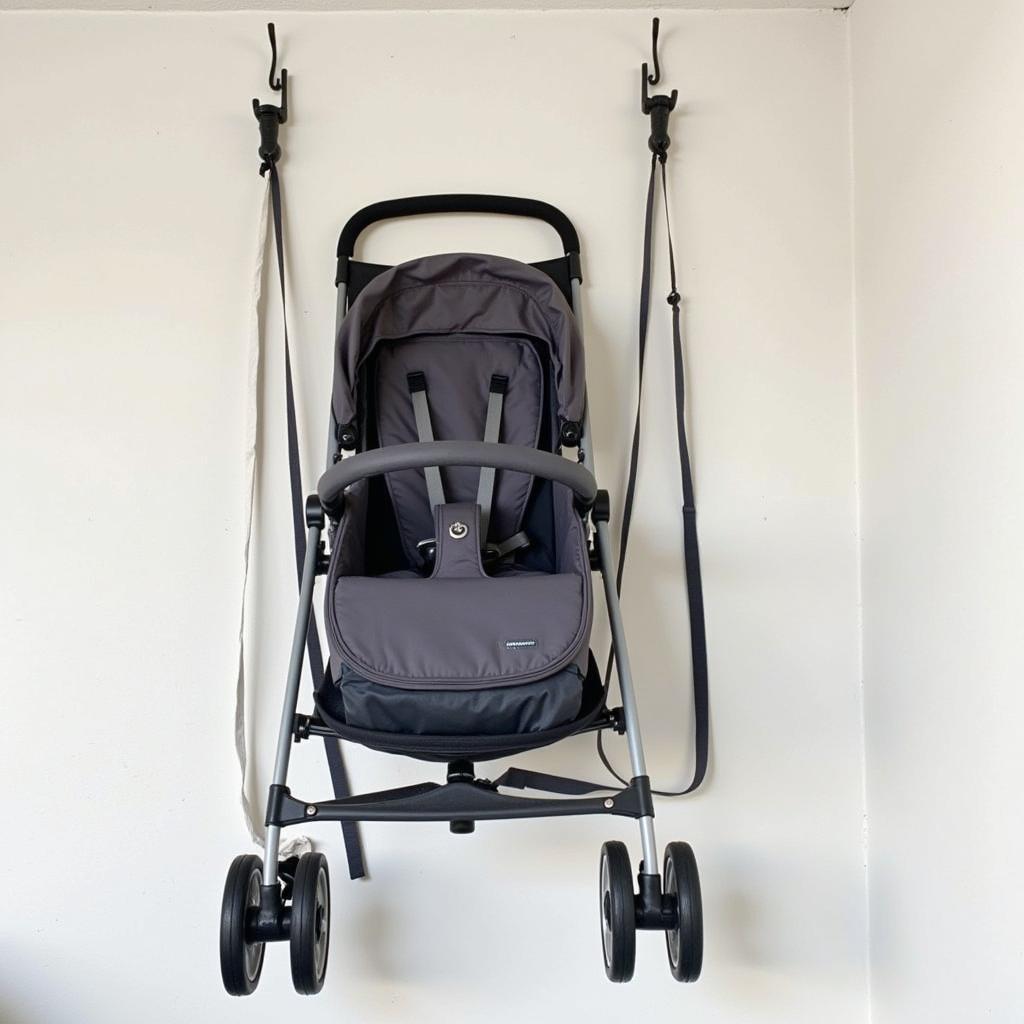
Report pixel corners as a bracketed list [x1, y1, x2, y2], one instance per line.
[663, 842, 703, 982]
[220, 854, 265, 996]
[290, 852, 331, 994]
[599, 841, 636, 982]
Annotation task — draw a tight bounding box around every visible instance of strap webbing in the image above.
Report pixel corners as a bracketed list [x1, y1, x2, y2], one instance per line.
[266, 162, 366, 878]
[493, 766, 617, 796]
[476, 374, 508, 540]
[407, 372, 446, 509]
[492, 530, 530, 559]
[600, 153, 710, 797]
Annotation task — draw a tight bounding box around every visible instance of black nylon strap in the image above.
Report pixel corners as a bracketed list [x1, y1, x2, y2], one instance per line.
[266, 162, 366, 878]
[599, 153, 710, 797]
[493, 766, 616, 796]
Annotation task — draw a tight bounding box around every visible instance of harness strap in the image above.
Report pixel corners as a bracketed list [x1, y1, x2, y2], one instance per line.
[599, 152, 710, 797]
[265, 161, 366, 878]
[407, 371, 446, 509]
[476, 373, 508, 540]
[491, 530, 530, 560]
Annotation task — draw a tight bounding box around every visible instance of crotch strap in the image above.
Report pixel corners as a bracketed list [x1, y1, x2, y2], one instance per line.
[431, 503, 487, 580]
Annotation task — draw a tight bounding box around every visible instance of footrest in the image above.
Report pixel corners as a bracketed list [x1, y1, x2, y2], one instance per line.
[267, 779, 647, 826]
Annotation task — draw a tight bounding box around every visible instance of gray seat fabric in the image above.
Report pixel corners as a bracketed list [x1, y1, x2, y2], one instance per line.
[376, 334, 543, 561]
[333, 571, 587, 688]
[327, 494, 592, 737]
[323, 252, 593, 744]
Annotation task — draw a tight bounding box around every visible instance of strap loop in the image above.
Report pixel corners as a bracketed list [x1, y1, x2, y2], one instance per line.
[600, 149, 710, 798]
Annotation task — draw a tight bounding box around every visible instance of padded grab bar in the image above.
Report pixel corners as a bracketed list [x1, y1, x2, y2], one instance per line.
[318, 441, 597, 513]
[336, 194, 581, 263]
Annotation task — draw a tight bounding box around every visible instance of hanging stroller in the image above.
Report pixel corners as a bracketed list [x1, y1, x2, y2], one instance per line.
[220, 194, 703, 995]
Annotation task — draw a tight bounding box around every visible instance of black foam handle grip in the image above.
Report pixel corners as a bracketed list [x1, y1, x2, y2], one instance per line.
[336, 194, 581, 262]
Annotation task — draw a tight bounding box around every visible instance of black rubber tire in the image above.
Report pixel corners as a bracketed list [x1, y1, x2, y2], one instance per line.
[599, 841, 636, 983]
[290, 852, 331, 995]
[663, 842, 703, 982]
[220, 854, 265, 996]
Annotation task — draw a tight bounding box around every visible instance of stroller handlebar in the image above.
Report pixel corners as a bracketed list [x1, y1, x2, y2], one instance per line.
[318, 441, 597, 514]
[336, 195, 581, 263]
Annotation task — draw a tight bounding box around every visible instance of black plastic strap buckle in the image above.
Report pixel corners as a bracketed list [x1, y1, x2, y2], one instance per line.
[641, 84, 678, 160]
[335, 420, 358, 451]
[560, 419, 582, 448]
[591, 489, 611, 524]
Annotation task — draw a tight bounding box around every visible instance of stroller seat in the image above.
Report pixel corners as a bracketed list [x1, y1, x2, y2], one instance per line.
[328, 502, 590, 736]
[316, 252, 601, 758]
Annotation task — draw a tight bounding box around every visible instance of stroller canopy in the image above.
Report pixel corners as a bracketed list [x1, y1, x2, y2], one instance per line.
[332, 252, 587, 430]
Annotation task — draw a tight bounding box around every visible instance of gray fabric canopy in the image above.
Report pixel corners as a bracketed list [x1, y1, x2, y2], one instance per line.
[332, 252, 586, 429]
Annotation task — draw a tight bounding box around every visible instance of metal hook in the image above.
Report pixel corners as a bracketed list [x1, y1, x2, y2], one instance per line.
[267, 23, 284, 92]
[253, 22, 288, 171]
[647, 17, 662, 86]
[253, 22, 287, 127]
[640, 16, 677, 156]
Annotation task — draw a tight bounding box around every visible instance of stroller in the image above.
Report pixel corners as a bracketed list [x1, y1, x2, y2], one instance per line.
[220, 195, 703, 995]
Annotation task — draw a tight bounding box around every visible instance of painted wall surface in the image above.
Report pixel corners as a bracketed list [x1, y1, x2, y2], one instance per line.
[0, 11, 865, 1023]
[850, 1, 1024, 1021]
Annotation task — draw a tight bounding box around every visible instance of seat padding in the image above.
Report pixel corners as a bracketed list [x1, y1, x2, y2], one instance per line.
[331, 572, 587, 689]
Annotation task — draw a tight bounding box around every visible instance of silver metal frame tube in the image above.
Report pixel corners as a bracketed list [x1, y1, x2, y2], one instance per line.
[263, 523, 322, 880]
[595, 521, 658, 873]
[571, 278, 658, 875]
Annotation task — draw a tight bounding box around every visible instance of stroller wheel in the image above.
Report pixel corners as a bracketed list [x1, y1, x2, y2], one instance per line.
[663, 842, 703, 982]
[220, 854, 265, 996]
[290, 852, 331, 995]
[599, 841, 636, 982]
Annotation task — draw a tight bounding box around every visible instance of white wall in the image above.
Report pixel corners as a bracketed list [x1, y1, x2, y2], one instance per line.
[0, 11, 866, 1023]
[849, 1, 1024, 1021]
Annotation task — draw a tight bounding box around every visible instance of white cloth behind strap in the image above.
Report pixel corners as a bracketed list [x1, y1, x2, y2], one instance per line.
[232, 177, 310, 859]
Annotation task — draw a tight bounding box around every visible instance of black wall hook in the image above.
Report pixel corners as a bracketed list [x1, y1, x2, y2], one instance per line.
[267, 23, 285, 92]
[646, 17, 662, 86]
[640, 17, 678, 160]
[253, 23, 288, 172]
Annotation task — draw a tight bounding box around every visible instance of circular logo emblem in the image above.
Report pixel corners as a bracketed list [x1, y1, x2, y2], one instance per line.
[448, 521, 468, 540]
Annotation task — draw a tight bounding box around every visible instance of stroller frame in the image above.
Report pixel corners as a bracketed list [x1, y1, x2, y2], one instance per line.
[265, 198, 659, 871]
[225, 195, 701, 993]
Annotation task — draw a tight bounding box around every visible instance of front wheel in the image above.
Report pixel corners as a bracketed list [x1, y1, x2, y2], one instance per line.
[663, 841, 703, 982]
[290, 852, 331, 994]
[599, 841, 636, 982]
[220, 854, 265, 996]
